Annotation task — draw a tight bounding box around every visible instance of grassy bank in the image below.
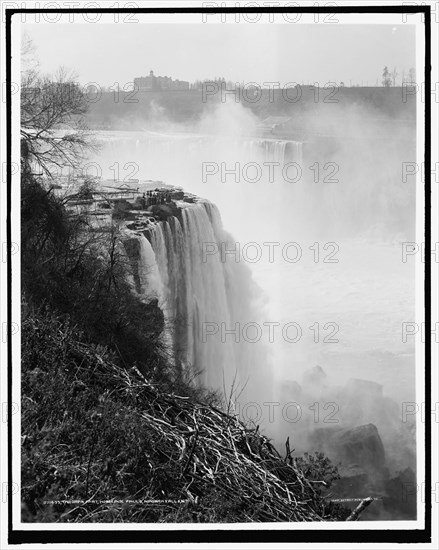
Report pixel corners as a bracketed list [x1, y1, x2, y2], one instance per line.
[22, 308, 348, 523]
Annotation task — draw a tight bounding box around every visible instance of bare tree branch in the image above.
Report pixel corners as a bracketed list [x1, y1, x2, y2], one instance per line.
[21, 52, 98, 179]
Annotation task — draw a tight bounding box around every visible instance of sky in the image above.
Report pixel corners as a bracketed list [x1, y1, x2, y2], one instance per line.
[22, 21, 416, 87]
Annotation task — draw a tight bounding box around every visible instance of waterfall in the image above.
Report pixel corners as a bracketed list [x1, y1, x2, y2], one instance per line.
[134, 200, 268, 401]
[97, 129, 414, 241]
[180, 203, 235, 388]
[240, 138, 301, 165]
[98, 131, 303, 176]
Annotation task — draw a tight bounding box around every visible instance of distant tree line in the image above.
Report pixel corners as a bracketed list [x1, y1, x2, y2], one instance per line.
[382, 66, 416, 87]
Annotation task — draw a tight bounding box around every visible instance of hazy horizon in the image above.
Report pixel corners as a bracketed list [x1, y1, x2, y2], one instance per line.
[22, 21, 416, 87]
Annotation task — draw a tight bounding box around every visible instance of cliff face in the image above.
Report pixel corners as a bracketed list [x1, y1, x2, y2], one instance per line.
[122, 236, 142, 292]
[99, 187, 199, 296]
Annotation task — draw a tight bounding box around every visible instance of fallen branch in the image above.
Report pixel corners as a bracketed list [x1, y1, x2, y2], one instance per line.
[346, 497, 375, 521]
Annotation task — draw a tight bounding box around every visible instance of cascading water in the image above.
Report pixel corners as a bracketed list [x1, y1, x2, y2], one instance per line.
[96, 128, 413, 242]
[133, 200, 270, 403]
[101, 122, 415, 453]
[95, 114, 416, 519]
[97, 130, 305, 243]
[100, 125, 414, 392]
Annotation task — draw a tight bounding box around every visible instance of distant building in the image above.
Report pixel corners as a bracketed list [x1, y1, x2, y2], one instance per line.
[134, 70, 190, 91]
[134, 70, 156, 91]
[134, 71, 156, 92]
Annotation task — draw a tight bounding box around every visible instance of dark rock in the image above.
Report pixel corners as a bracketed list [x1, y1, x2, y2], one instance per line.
[171, 191, 185, 200]
[122, 237, 141, 292]
[311, 423, 386, 472]
[383, 467, 417, 519]
[148, 203, 180, 221]
[126, 222, 149, 231]
[333, 464, 370, 497]
[336, 424, 386, 471]
[122, 237, 140, 259]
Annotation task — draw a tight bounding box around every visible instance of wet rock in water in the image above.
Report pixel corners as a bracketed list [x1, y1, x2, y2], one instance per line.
[336, 424, 386, 471]
[383, 467, 417, 519]
[334, 464, 370, 497]
[311, 423, 386, 472]
[312, 423, 390, 518]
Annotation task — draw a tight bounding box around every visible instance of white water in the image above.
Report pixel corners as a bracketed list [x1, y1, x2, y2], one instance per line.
[134, 200, 269, 404]
[95, 129, 416, 444]
[95, 129, 413, 241]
